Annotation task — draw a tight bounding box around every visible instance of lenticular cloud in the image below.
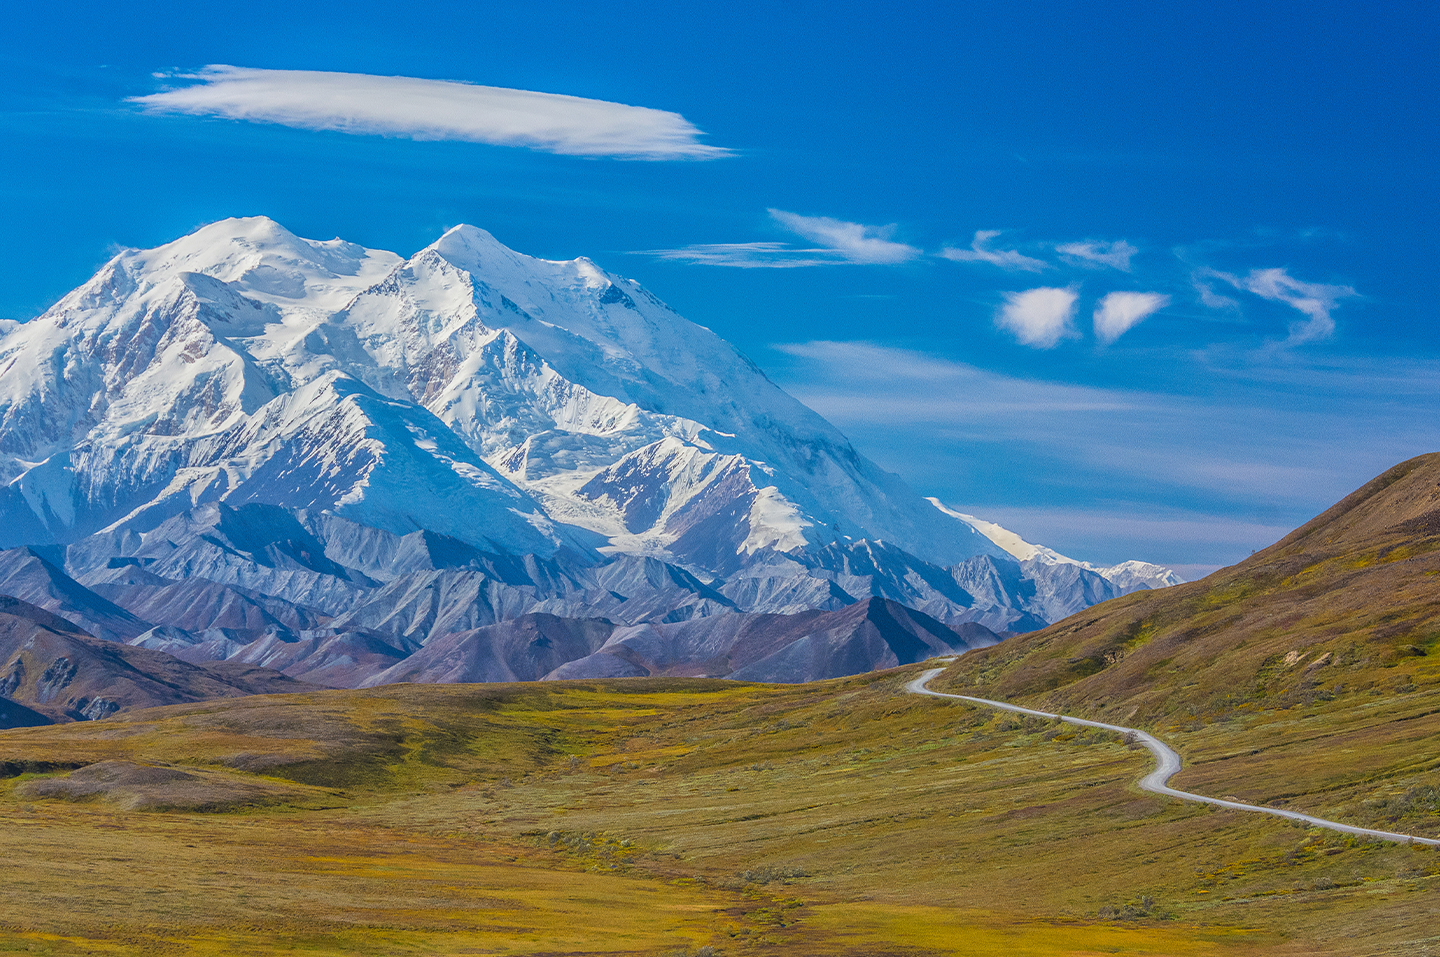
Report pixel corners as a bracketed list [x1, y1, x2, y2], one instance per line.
[131, 65, 730, 160]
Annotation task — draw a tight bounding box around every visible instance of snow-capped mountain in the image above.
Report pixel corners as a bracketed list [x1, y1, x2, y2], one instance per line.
[0, 217, 1005, 568]
[928, 500, 1184, 590]
[0, 218, 1186, 713]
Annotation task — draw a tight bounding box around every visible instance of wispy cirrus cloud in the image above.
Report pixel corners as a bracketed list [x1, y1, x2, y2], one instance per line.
[771, 340, 1135, 413]
[1093, 291, 1170, 343]
[996, 287, 1079, 348]
[1056, 239, 1138, 271]
[1192, 274, 1243, 313]
[1237, 268, 1357, 343]
[643, 210, 920, 267]
[129, 65, 730, 160]
[766, 210, 921, 264]
[766, 341, 1440, 566]
[1197, 266, 1358, 342]
[644, 242, 837, 269]
[940, 230, 1047, 272]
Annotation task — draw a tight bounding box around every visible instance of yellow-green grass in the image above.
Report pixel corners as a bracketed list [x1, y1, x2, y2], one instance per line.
[0, 804, 747, 956]
[1, 669, 1435, 955]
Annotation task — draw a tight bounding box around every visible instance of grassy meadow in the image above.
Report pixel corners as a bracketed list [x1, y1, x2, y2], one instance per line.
[1, 666, 1437, 955]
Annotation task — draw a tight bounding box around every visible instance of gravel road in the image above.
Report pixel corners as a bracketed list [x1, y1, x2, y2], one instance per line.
[906, 667, 1440, 847]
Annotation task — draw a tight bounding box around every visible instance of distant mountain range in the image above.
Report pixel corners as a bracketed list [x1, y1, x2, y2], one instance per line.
[0, 219, 1180, 718]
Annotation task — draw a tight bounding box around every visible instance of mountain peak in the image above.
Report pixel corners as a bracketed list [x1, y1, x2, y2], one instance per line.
[191, 214, 297, 242]
[429, 223, 525, 271]
[436, 223, 502, 245]
[118, 217, 402, 314]
[140, 216, 311, 268]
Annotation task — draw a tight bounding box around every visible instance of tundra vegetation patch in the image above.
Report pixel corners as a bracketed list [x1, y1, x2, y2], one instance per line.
[1, 667, 1436, 955]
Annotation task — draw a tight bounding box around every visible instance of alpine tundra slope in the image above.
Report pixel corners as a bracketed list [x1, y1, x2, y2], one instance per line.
[908, 667, 1440, 846]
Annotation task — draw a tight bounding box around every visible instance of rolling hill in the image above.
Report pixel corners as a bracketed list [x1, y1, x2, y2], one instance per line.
[931, 451, 1440, 726]
[0, 658, 1435, 955]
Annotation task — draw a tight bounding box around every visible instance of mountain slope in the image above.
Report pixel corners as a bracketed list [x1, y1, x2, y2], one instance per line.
[0, 595, 311, 720]
[935, 452, 1440, 723]
[545, 597, 997, 683]
[0, 696, 51, 729]
[0, 547, 151, 643]
[930, 499, 1182, 591]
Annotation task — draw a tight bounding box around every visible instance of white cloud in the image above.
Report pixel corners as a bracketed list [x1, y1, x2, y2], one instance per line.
[767, 210, 921, 264]
[129, 65, 729, 160]
[1056, 240, 1138, 271]
[939, 230, 1047, 272]
[1192, 275, 1242, 312]
[1236, 268, 1357, 343]
[1195, 265, 1356, 342]
[996, 287, 1079, 348]
[1093, 291, 1170, 343]
[643, 243, 835, 268]
[643, 211, 921, 267]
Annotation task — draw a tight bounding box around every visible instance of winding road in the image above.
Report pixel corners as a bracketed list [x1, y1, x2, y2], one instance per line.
[906, 667, 1440, 847]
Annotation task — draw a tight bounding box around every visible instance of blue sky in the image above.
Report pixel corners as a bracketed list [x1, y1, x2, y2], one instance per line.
[3, 0, 1438, 575]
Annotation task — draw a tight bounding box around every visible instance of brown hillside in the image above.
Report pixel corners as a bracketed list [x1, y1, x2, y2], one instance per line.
[0, 596, 314, 721]
[935, 452, 1440, 725]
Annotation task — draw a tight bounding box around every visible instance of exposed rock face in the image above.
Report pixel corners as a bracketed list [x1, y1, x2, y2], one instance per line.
[0, 547, 150, 643]
[363, 614, 618, 685]
[363, 599, 997, 686]
[539, 598, 997, 683]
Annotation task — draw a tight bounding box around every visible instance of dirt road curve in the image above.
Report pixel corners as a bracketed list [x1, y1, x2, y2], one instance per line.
[906, 667, 1440, 847]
